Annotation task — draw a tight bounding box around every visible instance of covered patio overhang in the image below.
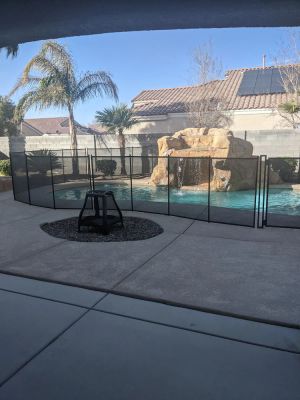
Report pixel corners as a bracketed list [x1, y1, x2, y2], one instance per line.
[1, 0, 300, 48]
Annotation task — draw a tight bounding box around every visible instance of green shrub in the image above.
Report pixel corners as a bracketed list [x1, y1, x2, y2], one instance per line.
[0, 160, 11, 176]
[270, 158, 297, 182]
[27, 149, 62, 175]
[96, 159, 117, 176]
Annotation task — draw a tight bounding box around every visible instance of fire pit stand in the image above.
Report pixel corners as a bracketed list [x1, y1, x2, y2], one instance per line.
[78, 190, 123, 235]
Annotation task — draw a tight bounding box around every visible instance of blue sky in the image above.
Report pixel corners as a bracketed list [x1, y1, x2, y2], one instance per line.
[0, 27, 296, 125]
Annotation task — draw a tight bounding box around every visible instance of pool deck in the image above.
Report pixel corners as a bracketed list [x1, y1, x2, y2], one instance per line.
[1, 190, 300, 398]
[1, 190, 300, 326]
[1, 275, 299, 399]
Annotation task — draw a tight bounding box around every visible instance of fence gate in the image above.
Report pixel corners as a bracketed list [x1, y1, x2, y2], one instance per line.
[264, 157, 300, 229]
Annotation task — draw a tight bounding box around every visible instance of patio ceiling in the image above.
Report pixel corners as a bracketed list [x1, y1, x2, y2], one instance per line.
[1, 0, 300, 48]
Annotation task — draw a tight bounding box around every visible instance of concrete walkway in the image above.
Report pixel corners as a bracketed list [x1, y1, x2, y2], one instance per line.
[0, 274, 299, 399]
[1, 191, 300, 326]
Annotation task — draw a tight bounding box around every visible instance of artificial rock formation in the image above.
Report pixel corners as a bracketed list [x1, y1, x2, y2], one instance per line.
[151, 128, 257, 191]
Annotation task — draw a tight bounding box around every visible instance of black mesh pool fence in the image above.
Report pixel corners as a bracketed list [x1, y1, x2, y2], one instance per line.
[11, 152, 300, 229]
[26, 146, 158, 158]
[263, 157, 300, 229]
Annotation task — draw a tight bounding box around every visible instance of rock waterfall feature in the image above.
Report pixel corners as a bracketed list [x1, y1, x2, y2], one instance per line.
[150, 128, 257, 191]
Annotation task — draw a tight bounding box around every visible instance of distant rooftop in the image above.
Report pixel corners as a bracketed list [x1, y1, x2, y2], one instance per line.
[21, 117, 98, 136]
[132, 65, 293, 116]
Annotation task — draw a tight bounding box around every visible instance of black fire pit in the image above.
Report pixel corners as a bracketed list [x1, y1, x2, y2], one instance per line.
[78, 190, 123, 234]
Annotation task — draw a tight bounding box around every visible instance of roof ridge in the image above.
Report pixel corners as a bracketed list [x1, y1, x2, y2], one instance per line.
[22, 120, 43, 135]
[226, 63, 300, 75]
[133, 80, 222, 100]
[134, 63, 300, 101]
[24, 116, 68, 121]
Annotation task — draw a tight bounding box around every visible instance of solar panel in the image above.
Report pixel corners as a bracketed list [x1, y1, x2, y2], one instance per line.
[237, 70, 258, 96]
[237, 67, 286, 96]
[253, 69, 272, 94]
[270, 69, 285, 93]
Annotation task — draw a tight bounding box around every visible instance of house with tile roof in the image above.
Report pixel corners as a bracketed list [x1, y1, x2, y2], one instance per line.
[129, 65, 295, 135]
[20, 117, 97, 136]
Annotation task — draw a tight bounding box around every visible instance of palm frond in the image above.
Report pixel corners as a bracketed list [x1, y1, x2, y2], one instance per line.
[23, 55, 63, 82]
[95, 104, 139, 133]
[1, 45, 19, 58]
[9, 76, 42, 97]
[14, 90, 39, 120]
[10, 54, 65, 98]
[10, 40, 118, 142]
[95, 108, 118, 133]
[40, 41, 74, 75]
[15, 86, 66, 120]
[76, 71, 118, 103]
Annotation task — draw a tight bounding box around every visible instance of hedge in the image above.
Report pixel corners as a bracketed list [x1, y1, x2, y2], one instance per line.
[0, 160, 11, 176]
[96, 159, 117, 176]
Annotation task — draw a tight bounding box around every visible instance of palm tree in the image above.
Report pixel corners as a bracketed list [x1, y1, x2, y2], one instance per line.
[95, 104, 139, 175]
[10, 41, 118, 173]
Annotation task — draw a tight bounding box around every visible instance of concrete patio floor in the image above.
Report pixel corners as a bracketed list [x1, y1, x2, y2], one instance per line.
[1, 190, 300, 327]
[1, 191, 300, 398]
[0, 274, 299, 399]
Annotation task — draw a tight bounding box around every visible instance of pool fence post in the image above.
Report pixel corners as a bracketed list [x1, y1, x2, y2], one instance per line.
[62, 149, 65, 182]
[91, 155, 95, 191]
[208, 157, 211, 222]
[88, 154, 92, 193]
[9, 152, 16, 201]
[94, 134, 97, 159]
[151, 151, 154, 173]
[264, 157, 271, 227]
[257, 155, 262, 228]
[253, 156, 259, 228]
[49, 154, 56, 209]
[261, 155, 267, 227]
[85, 148, 88, 175]
[130, 155, 133, 211]
[167, 155, 170, 215]
[257, 154, 267, 229]
[24, 153, 31, 205]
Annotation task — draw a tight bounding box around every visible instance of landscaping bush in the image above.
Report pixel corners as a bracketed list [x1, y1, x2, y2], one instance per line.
[0, 160, 11, 176]
[96, 159, 117, 177]
[27, 149, 62, 175]
[270, 158, 297, 182]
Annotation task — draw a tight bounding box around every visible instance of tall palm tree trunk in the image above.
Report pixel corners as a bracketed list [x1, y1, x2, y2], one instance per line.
[68, 106, 79, 175]
[118, 129, 127, 175]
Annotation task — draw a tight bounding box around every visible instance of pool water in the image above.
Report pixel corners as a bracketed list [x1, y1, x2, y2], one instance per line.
[55, 183, 300, 215]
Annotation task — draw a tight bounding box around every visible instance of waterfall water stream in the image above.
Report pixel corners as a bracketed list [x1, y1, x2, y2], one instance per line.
[177, 158, 186, 188]
[176, 157, 207, 188]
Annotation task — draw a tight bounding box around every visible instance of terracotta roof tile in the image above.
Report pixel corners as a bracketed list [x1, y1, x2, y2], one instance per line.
[24, 117, 70, 135]
[23, 117, 95, 135]
[133, 66, 294, 116]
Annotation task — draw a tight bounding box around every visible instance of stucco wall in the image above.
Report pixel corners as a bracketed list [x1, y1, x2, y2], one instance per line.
[228, 109, 287, 131]
[0, 137, 11, 159]
[128, 114, 192, 135]
[0, 133, 163, 157]
[1, 128, 300, 158]
[233, 130, 300, 157]
[128, 109, 289, 135]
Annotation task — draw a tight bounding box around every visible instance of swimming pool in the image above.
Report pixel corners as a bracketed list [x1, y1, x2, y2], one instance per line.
[54, 183, 300, 215]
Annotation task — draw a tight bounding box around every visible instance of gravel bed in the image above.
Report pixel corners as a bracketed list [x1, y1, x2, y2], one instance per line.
[41, 216, 163, 242]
